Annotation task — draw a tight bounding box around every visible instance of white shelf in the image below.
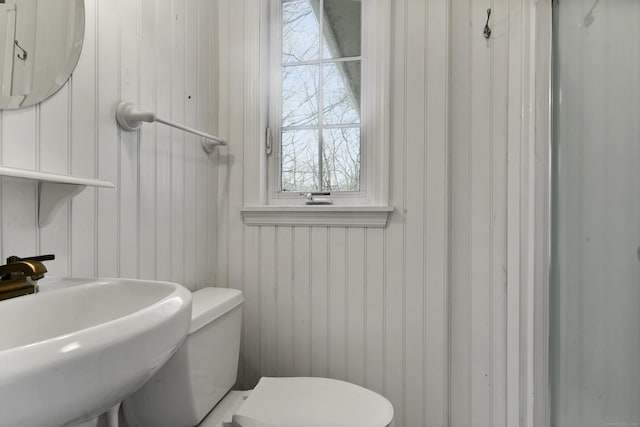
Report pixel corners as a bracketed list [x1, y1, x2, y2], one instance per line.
[0, 166, 113, 187]
[0, 166, 114, 227]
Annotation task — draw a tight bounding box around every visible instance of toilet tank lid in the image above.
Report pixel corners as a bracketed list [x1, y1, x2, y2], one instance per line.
[190, 287, 244, 334]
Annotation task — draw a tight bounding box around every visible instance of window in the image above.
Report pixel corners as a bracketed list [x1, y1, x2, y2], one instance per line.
[278, 0, 362, 194]
[242, 0, 391, 226]
[266, 0, 389, 207]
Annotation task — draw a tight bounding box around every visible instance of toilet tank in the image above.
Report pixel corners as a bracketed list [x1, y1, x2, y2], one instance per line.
[123, 287, 244, 427]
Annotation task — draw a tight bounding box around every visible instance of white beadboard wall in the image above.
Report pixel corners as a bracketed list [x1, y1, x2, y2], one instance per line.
[0, 0, 218, 291]
[215, 1, 530, 427]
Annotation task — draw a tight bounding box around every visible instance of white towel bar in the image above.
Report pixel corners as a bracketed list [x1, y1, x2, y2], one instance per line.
[115, 102, 226, 154]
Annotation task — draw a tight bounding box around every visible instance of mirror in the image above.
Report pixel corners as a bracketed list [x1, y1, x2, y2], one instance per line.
[0, 0, 84, 109]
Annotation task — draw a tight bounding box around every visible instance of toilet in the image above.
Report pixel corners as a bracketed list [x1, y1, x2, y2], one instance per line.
[122, 287, 394, 427]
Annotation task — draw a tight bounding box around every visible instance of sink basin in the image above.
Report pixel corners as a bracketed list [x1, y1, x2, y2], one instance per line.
[0, 277, 192, 427]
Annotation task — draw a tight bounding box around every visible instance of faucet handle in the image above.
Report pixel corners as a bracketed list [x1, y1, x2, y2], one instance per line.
[6, 254, 55, 264]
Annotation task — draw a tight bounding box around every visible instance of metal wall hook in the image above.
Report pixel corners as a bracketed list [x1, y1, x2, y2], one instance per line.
[14, 40, 27, 60]
[483, 8, 492, 39]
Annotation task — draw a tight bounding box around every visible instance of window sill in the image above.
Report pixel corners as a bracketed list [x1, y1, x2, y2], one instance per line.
[241, 205, 394, 227]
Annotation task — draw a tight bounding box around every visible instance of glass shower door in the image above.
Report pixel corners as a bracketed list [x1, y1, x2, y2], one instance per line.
[551, 0, 640, 426]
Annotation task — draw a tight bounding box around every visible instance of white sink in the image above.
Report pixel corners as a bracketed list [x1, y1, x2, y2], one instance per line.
[0, 277, 192, 427]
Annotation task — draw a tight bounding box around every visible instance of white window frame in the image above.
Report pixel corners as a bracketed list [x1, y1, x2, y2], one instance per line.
[242, 0, 392, 227]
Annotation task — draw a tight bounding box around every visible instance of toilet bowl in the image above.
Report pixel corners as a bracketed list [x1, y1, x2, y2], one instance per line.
[123, 287, 394, 427]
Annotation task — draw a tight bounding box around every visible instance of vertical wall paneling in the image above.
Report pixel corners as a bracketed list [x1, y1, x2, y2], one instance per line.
[403, 0, 427, 424]
[507, 0, 526, 424]
[449, 0, 514, 425]
[242, 0, 263, 206]
[346, 227, 366, 387]
[449, 0, 472, 423]
[240, 0, 267, 386]
[38, 93, 69, 174]
[119, 0, 140, 279]
[216, 0, 531, 425]
[202, 0, 218, 286]
[215, 0, 231, 291]
[138, 0, 158, 280]
[275, 226, 294, 375]
[231, 0, 249, 387]
[195, 0, 208, 287]
[183, 0, 199, 288]
[385, 1, 408, 425]
[424, 0, 449, 422]
[364, 228, 385, 395]
[214, 0, 235, 381]
[310, 226, 329, 378]
[39, 87, 71, 275]
[214, 0, 253, 386]
[328, 227, 348, 381]
[490, 1, 509, 424]
[1, 105, 38, 262]
[259, 226, 277, 376]
[2, 109, 37, 168]
[0, 178, 37, 260]
[218, 0, 448, 423]
[170, 0, 186, 284]
[0, 0, 218, 289]
[243, 224, 260, 387]
[469, 0, 494, 423]
[226, 0, 247, 295]
[96, 0, 119, 277]
[292, 226, 311, 377]
[70, 0, 98, 278]
[155, 0, 174, 281]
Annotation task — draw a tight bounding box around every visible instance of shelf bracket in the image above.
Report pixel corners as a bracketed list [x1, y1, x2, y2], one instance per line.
[0, 165, 114, 228]
[38, 182, 86, 227]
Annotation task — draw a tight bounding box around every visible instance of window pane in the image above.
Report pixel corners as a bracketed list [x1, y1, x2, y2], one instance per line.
[278, 0, 364, 196]
[282, 0, 320, 63]
[322, 127, 360, 191]
[282, 64, 319, 127]
[322, 61, 360, 125]
[281, 129, 320, 191]
[322, 0, 361, 59]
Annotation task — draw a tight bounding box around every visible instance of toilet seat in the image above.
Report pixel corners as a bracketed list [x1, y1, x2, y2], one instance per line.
[232, 377, 394, 427]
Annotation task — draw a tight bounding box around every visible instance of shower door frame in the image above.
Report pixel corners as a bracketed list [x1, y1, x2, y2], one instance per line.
[506, 0, 552, 426]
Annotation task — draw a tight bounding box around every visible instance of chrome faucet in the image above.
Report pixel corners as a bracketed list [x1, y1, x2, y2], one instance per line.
[0, 254, 54, 301]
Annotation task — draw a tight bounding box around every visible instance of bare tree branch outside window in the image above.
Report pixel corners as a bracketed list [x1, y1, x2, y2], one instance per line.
[280, 0, 361, 193]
